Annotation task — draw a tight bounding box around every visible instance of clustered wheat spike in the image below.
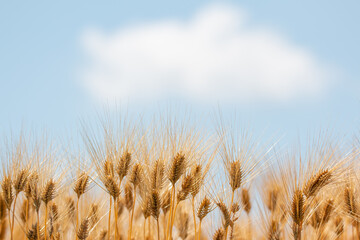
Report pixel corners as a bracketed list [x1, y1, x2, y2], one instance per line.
[88, 203, 99, 228]
[217, 201, 232, 229]
[344, 186, 357, 217]
[268, 219, 281, 240]
[14, 168, 29, 194]
[73, 172, 90, 198]
[190, 164, 202, 197]
[41, 179, 56, 205]
[168, 152, 186, 186]
[292, 189, 304, 224]
[31, 178, 41, 213]
[49, 202, 59, 222]
[124, 184, 134, 211]
[26, 223, 42, 240]
[241, 188, 251, 214]
[77, 218, 90, 240]
[213, 228, 225, 240]
[150, 191, 161, 220]
[177, 174, 193, 203]
[104, 176, 120, 199]
[229, 160, 242, 192]
[0, 115, 359, 239]
[303, 169, 332, 198]
[197, 196, 212, 221]
[150, 159, 165, 191]
[117, 151, 132, 181]
[1, 176, 13, 210]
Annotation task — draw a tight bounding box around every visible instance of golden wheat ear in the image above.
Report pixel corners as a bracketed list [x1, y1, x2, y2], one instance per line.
[48, 203, 60, 239]
[303, 169, 332, 198]
[228, 160, 242, 192]
[20, 198, 28, 223]
[177, 174, 193, 203]
[98, 229, 107, 240]
[344, 186, 358, 218]
[103, 158, 115, 178]
[190, 164, 202, 198]
[150, 190, 161, 220]
[117, 198, 125, 217]
[321, 198, 334, 225]
[73, 172, 90, 199]
[116, 151, 132, 182]
[104, 176, 120, 200]
[197, 196, 213, 221]
[127, 162, 142, 240]
[241, 188, 252, 215]
[65, 197, 76, 222]
[129, 163, 144, 188]
[140, 194, 151, 220]
[0, 195, 6, 221]
[31, 181, 41, 214]
[267, 218, 281, 240]
[212, 227, 225, 240]
[124, 183, 134, 211]
[168, 152, 186, 186]
[1, 176, 14, 210]
[41, 179, 57, 206]
[150, 159, 165, 191]
[26, 223, 42, 240]
[25, 171, 39, 199]
[0, 194, 7, 240]
[77, 218, 90, 240]
[309, 202, 321, 229]
[13, 168, 29, 195]
[1, 175, 14, 240]
[266, 186, 280, 213]
[87, 203, 100, 229]
[150, 190, 162, 240]
[334, 216, 344, 237]
[216, 201, 232, 230]
[291, 189, 305, 240]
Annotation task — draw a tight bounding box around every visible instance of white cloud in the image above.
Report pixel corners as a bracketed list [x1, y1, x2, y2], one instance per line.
[81, 4, 330, 104]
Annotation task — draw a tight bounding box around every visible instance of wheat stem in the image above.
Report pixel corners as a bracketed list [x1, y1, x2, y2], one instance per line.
[171, 185, 176, 238]
[11, 194, 18, 239]
[114, 197, 118, 240]
[247, 213, 251, 239]
[355, 222, 360, 240]
[170, 202, 179, 239]
[36, 211, 40, 240]
[163, 213, 167, 239]
[108, 196, 112, 240]
[143, 217, 147, 240]
[76, 197, 79, 240]
[128, 189, 137, 240]
[168, 185, 176, 240]
[115, 179, 122, 239]
[166, 185, 175, 240]
[157, 218, 160, 240]
[44, 204, 48, 240]
[24, 199, 29, 240]
[198, 220, 202, 240]
[8, 208, 13, 240]
[192, 197, 197, 240]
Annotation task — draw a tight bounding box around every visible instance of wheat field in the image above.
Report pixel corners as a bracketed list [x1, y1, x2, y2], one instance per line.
[0, 115, 357, 240]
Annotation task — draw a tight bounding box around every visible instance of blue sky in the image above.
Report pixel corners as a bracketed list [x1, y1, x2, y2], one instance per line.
[1, 0, 360, 144]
